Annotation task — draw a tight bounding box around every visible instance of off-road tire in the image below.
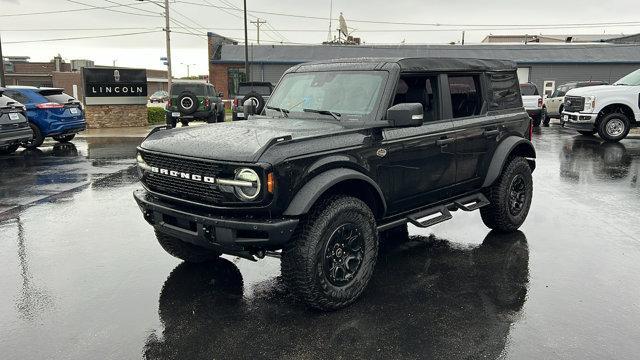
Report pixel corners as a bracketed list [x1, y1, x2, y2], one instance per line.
[597, 112, 630, 142]
[177, 92, 198, 115]
[155, 230, 221, 263]
[165, 113, 177, 128]
[541, 107, 550, 126]
[217, 109, 225, 123]
[241, 92, 266, 114]
[0, 144, 20, 155]
[281, 196, 378, 311]
[578, 130, 597, 136]
[21, 123, 44, 149]
[480, 157, 533, 233]
[53, 134, 76, 143]
[206, 112, 216, 124]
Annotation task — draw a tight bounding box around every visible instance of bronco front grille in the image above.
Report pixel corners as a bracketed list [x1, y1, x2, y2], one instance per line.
[564, 96, 584, 112]
[140, 151, 226, 204]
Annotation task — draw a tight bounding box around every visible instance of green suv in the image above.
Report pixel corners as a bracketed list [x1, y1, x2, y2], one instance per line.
[165, 82, 225, 127]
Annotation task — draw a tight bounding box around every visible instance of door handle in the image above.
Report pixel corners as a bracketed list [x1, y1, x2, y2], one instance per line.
[483, 129, 499, 137]
[436, 137, 455, 146]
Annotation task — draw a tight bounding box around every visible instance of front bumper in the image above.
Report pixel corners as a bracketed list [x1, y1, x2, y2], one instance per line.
[0, 127, 33, 147]
[561, 111, 596, 130]
[134, 189, 299, 255]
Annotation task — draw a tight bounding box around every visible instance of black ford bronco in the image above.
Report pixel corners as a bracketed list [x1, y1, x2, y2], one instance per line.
[134, 57, 535, 310]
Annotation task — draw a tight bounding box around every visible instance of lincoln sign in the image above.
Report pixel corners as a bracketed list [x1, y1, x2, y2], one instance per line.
[83, 67, 147, 105]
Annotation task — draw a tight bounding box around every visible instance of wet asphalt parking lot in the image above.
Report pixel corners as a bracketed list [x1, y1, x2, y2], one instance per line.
[1, 124, 640, 360]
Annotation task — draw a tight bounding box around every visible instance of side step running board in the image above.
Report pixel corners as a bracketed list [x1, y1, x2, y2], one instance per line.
[378, 193, 489, 231]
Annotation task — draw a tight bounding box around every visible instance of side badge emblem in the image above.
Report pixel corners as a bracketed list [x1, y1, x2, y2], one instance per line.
[376, 148, 387, 158]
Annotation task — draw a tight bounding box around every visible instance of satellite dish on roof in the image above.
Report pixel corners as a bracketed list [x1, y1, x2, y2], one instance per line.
[339, 12, 348, 37]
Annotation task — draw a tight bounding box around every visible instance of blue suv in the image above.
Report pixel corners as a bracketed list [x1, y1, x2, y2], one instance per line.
[3, 87, 86, 148]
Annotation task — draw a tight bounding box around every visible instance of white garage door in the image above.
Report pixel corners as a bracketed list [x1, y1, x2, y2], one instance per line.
[517, 67, 530, 84]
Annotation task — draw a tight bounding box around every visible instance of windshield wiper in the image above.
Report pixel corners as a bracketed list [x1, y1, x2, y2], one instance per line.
[303, 108, 341, 120]
[266, 106, 289, 118]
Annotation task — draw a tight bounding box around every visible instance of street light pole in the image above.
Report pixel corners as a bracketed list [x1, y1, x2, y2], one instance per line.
[0, 34, 5, 87]
[164, 0, 172, 90]
[243, 0, 250, 81]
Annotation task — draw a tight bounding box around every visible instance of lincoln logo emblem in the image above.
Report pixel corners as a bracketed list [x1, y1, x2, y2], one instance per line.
[113, 70, 121, 82]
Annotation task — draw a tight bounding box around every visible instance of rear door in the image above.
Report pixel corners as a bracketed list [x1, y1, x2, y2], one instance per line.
[378, 74, 458, 213]
[449, 71, 521, 193]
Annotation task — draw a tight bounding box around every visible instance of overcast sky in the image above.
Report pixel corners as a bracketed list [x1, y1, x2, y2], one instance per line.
[1, 0, 638, 77]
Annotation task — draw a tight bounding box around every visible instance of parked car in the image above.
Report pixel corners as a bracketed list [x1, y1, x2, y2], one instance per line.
[165, 82, 225, 127]
[562, 68, 640, 142]
[3, 87, 85, 149]
[520, 82, 543, 127]
[149, 90, 169, 103]
[232, 81, 273, 120]
[134, 57, 536, 310]
[0, 88, 32, 155]
[543, 81, 608, 125]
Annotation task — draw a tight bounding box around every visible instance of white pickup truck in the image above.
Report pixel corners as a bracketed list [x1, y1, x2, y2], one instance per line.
[562, 69, 640, 142]
[520, 83, 543, 126]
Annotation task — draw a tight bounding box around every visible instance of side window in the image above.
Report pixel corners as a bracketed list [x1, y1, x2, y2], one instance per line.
[488, 71, 521, 110]
[3, 90, 29, 105]
[448, 75, 482, 118]
[392, 75, 439, 122]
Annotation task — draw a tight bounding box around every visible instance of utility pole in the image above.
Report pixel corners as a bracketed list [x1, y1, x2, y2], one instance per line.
[243, 0, 250, 81]
[250, 18, 267, 44]
[0, 34, 5, 87]
[461, 31, 465, 45]
[164, 0, 172, 90]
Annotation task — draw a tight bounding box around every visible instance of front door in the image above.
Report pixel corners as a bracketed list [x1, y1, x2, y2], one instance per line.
[375, 74, 457, 214]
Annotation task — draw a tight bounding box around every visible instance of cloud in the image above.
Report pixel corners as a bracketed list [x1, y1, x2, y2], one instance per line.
[0, 0, 20, 3]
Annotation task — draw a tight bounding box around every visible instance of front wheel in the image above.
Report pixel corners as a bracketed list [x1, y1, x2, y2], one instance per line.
[597, 113, 630, 142]
[53, 134, 75, 143]
[165, 113, 177, 128]
[541, 108, 550, 126]
[155, 230, 221, 263]
[480, 157, 533, 233]
[532, 115, 541, 127]
[217, 110, 225, 123]
[281, 196, 378, 311]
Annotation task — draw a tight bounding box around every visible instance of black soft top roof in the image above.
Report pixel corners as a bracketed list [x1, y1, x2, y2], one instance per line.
[294, 57, 517, 73]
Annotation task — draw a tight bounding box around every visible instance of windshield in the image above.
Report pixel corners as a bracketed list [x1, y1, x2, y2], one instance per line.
[614, 69, 640, 86]
[266, 71, 387, 118]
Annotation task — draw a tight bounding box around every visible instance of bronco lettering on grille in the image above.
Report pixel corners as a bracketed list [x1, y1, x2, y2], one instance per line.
[150, 166, 216, 183]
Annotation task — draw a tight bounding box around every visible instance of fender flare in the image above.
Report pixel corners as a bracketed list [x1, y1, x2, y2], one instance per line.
[482, 137, 536, 188]
[283, 168, 387, 216]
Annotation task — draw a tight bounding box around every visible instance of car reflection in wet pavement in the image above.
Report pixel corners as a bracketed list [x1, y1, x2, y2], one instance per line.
[1, 126, 640, 360]
[144, 231, 528, 360]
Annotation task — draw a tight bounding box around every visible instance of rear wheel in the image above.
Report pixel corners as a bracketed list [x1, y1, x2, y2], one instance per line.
[597, 112, 630, 142]
[155, 230, 221, 263]
[480, 157, 533, 233]
[0, 144, 20, 155]
[21, 123, 44, 149]
[541, 107, 550, 126]
[206, 112, 216, 124]
[532, 115, 541, 127]
[281, 196, 378, 311]
[53, 134, 75, 143]
[217, 109, 225, 123]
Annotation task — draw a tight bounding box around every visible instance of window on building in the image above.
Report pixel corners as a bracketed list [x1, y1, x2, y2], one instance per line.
[488, 71, 521, 110]
[448, 75, 482, 118]
[392, 75, 439, 122]
[227, 68, 247, 97]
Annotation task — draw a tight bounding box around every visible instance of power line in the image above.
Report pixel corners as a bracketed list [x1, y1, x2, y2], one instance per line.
[65, 0, 159, 17]
[174, 1, 640, 29]
[3, 31, 160, 44]
[0, 1, 152, 17]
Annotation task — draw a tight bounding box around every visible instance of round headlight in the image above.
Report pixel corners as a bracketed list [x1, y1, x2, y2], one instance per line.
[234, 168, 261, 201]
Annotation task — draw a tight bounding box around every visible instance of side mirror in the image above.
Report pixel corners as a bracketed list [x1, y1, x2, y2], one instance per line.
[243, 99, 256, 116]
[387, 103, 424, 127]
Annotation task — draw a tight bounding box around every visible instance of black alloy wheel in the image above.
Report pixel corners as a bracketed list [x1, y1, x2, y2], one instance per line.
[323, 223, 365, 286]
[508, 174, 526, 216]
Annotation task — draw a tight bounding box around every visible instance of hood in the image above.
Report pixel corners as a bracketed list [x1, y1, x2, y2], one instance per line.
[566, 84, 629, 97]
[140, 117, 347, 162]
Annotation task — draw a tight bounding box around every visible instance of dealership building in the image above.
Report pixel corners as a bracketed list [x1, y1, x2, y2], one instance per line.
[208, 32, 640, 99]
